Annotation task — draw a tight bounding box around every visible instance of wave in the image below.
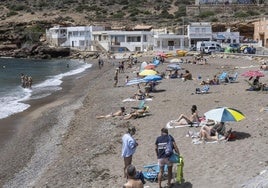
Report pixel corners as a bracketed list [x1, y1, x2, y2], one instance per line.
[0, 63, 92, 120]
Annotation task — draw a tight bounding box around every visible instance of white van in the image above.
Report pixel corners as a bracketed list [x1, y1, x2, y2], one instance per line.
[196, 41, 222, 52]
[204, 46, 217, 54]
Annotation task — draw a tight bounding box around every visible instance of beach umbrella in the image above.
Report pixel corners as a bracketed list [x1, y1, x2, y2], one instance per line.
[139, 69, 157, 76]
[143, 75, 162, 82]
[140, 61, 148, 72]
[167, 63, 181, 70]
[126, 78, 146, 86]
[170, 58, 182, 64]
[156, 52, 167, 58]
[144, 64, 156, 70]
[152, 59, 160, 66]
[241, 70, 264, 78]
[204, 107, 245, 122]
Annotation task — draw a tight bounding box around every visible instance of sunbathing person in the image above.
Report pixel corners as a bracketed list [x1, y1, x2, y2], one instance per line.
[172, 105, 200, 125]
[199, 122, 230, 141]
[133, 89, 145, 100]
[96, 107, 126, 119]
[124, 106, 149, 120]
[182, 70, 192, 80]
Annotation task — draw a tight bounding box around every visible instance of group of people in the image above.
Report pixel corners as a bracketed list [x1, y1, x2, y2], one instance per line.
[20, 73, 33, 88]
[171, 105, 232, 141]
[96, 106, 149, 120]
[122, 126, 180, 188]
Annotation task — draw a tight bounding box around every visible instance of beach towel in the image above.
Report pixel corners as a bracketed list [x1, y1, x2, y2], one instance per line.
[122, 98, 153, 102]
[166, 120, 200, 129]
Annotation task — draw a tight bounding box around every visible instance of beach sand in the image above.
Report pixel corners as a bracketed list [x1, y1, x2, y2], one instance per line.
[0, 53, 267, 188]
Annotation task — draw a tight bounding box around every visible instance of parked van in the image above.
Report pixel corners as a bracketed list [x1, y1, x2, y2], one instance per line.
[204, 46, 217, 54]
[196, 41, 222, 52]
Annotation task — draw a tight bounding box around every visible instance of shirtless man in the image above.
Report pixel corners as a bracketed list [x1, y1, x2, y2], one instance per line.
[123, 165, 144, 188]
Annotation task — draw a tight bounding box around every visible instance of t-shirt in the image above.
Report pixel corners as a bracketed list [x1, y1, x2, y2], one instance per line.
[155, 134, 175, 159]
[122, 133, 137, 158]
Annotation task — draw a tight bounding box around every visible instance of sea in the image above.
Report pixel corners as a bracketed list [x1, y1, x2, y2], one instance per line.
[0, 58, 92, 120]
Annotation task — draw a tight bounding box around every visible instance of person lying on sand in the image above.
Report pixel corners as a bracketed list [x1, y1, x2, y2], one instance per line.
[123, 106, 149, 120]
[199, 122, 231, 141]
[96, 107, 126, 119]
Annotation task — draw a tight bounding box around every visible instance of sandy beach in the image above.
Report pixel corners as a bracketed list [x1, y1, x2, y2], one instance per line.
[0, 53, 268, 188]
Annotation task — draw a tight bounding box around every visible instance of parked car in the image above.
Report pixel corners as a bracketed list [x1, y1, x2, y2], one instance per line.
[240, 45, 256, 54]
[204, 46, 220, 54]
[229, 43, 240, 53]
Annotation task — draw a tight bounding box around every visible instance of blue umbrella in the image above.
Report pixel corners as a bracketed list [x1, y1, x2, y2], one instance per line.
[143, 75, 162, 82]
[167, 64, 181, 70]
[126, 78, 146, 86]
[152, 59, 160, 66]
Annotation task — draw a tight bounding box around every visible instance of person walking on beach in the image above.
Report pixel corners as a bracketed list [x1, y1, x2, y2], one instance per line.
[155, 128, 180, 188]
[122, 126, 138, 178]
[114, 68, 119, 87]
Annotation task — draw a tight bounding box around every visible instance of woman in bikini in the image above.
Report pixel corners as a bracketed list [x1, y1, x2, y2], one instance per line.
[173, 105, 200, 125]
[96, 107, 126, 119]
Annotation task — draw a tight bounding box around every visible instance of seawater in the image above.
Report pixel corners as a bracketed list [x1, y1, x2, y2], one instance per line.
[0, 58, 92, 120]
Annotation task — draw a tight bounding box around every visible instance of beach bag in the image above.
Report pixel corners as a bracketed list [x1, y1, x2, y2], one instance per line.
[169, 153, 179, 163]
[165, 135, 173, 157]
[176, 156, 184, 184]
[135, 171, 146, 184]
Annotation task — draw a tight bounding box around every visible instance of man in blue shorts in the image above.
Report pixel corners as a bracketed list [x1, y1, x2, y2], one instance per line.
[155, 128, 180, 188]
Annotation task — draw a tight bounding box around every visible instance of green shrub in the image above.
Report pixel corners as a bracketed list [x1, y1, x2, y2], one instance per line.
[234, 11, 249, 18]
[247, 10, 260, 16]
[112, 11, 125, 18]
[6, 11, 18, 17]
[210, 17, 218, 22]
[199, 11, 215, 18]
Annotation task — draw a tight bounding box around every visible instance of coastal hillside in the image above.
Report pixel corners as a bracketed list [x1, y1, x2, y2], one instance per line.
[0, 0, 267, 57]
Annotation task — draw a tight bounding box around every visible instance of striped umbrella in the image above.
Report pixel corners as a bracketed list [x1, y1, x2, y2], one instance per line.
[204, 107, 245, 122]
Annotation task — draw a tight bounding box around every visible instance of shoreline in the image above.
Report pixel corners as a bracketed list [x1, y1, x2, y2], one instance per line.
[0, 59, 100, 187]
[0, 54, 268, 187]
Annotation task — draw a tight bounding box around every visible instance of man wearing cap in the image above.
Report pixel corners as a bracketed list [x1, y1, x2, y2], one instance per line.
[122, 126, 138, 178]
[155, 128, 180, 188]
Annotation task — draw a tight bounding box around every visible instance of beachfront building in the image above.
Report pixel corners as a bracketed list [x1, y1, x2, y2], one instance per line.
[153, 33, 188, 51]
[187, 22, 212, 48]
[212, 28, 240, 44]
[253, 17, 268, 48]
[46, 26, 105, 50]
[91, 30, 154, 52]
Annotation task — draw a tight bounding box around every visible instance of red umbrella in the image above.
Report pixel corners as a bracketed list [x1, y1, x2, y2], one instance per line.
[156, 52, 167, 58]
[241, 70, 264, 78]
[144, 64, 156, 70]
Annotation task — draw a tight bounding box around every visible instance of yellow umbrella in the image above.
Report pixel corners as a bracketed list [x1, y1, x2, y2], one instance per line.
[139, 69, 157, 76]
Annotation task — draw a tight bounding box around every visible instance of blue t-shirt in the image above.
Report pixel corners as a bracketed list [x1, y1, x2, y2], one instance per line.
[155, 134, 175, 159]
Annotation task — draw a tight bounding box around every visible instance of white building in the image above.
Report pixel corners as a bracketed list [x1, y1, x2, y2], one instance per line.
[92, 30, 154, 52]
[212, 28, 240, 44]
[153, 34, 187, 51]
[187, 22, 212, 47]
[46, 25, 105, 50]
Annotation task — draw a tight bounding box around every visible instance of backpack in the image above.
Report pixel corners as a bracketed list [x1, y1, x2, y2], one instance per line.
[165, 135, 174, 157]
